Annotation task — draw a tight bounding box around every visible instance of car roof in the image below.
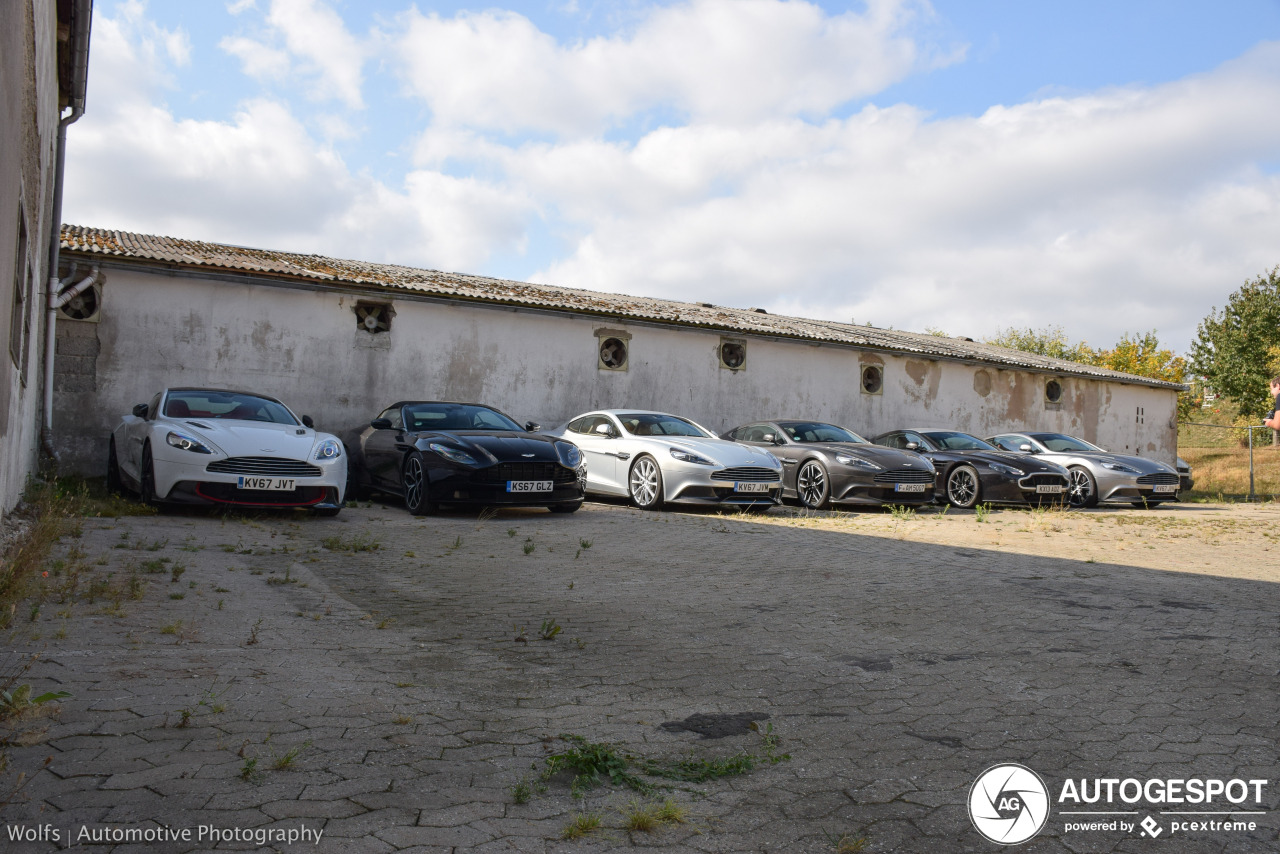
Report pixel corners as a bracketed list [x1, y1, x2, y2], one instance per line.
[587, 409, 686, 418]
[386, 400, 501, 409]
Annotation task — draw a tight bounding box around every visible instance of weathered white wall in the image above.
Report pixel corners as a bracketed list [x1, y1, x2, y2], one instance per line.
[52, 264, 1179, 474]
[1, 0, 59, 516]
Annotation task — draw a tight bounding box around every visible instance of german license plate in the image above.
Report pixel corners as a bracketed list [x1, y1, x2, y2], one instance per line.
[237, 476, 295, 491]
[1153, 484, 1178, 493]
[508, 480, 552, 492]
[1036, 484, 1064, 494]
[735, 482, 772, 493]
[894, 483, 927, 493]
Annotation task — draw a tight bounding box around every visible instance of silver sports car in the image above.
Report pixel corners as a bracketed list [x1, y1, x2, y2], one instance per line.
[986, 432, 1181, 508]
[550, 410, 783, 510]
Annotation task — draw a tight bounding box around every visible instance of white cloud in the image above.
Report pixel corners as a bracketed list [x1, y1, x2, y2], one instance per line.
[520, 44, 1280, 348]
[67, 3, 528, 272]
[393, 0, 953, 134]
[220, 0, 368, 109]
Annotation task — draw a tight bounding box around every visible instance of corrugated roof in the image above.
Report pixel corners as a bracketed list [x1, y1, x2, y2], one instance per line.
[61, 225, 1183, 390]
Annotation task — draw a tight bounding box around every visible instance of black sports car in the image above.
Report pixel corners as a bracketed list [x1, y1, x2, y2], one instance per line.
[722, 420, 935, 508]
[871, 428, 1070, 508]
[346, 401, 585, 515]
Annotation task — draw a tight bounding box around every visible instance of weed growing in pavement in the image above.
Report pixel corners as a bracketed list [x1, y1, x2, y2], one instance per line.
[571, 637, 587, 650]
[560, 812, 603, 840]
[265, 566, 297, 586]
[270, 741, 310, 770]
[320, 533, 380, 552]
[139, 557, 169, 573]
[445, 535, 463, 554]
[512, 625, 528, 643]
[239, 757, 261, 783]
[822, 829, 868, 852]
[510, 777, 546, 805]
[169, 593, 185, 600]
[159, 621, 182, 635]
[507, 528, 517, 537]
[621, 798, 687, 832]
[888, 505, 916, 521]
[538, 618, 562, 641]
[393, 714, 412, 725]
[175, 708, 193, 728]
[169, 563, 185, 583]
[246, 619, 262, 645]
[522, 538, 536, 555]
[376, 617, 394, 629]
[974, 503, 992, 523]
[579, 538, 593, 549]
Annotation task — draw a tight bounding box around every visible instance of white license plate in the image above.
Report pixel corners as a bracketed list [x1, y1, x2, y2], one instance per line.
[508, 480, 553, 493]
[735, 482, 773, 493]
[894, 483, 927, 493]
[1036, 485, 1064, 494]
[237, 476, 296, 491]
[1153, 484, 1178, 493]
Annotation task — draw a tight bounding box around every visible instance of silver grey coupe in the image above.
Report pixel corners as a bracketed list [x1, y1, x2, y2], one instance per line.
[986, 432, 1181, 508]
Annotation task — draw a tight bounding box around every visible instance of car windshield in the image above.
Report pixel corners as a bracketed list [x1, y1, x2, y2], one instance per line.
[922, 431, 997, 451]
[404, 403, 522, 432]
[1029, 433, 1104, 453]
[164, 390, 297, 425]
[780, 422, 868, 444]
[617, 413, 710, 438]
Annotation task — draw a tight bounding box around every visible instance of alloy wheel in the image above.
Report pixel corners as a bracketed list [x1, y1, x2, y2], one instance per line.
[630, 458, 660, 507]
[403, 454, 425, 512]
[797, 461, 828, 508]
[947, 466, 978, 508]
[1068, 467, 1094, 507]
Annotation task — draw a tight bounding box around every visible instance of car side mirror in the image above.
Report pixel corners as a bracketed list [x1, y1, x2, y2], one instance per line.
[302, 415, 315, 429]
[1019, 444, 1033, 453]
[905, 441, 919, 451]
[594, 423, 615, 438]
[525, 421, 541, 432]
[370, 418, 393, 430]
[132, 403, 148, 418]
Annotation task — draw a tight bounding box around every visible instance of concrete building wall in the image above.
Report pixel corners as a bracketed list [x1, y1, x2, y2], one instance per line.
[1, 0, 59, 516]
[52, 264, 1180, 475]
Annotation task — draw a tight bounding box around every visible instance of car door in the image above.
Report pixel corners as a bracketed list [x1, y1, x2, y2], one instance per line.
[568, 415, 625, 494]
[363, 406, 405, 491]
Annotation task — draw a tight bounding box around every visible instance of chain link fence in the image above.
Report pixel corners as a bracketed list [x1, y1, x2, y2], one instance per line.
[1178, 422, 1278, 501]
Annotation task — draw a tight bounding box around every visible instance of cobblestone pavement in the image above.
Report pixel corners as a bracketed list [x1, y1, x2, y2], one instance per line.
[1, 499, 1278, 853]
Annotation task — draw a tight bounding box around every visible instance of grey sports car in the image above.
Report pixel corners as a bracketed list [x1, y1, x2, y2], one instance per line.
[986, 432, 1181, 508]
[722, 420, 935, 508]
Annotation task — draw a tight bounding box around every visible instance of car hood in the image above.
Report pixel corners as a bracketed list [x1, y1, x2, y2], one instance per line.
[169, 418, 326, 460]
[421, 430, 562, 462]
[660, 436, 779, 467]
[930, 448, 1064, 473]
[807, 442, 928, 469]
[1046, 449, 1175, 474]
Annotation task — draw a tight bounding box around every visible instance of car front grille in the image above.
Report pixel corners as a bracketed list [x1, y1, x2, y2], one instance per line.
[873, 469, 935, 484]
[710, 467, 781, 482]
[472, 462, 577, 484]
[206, 457, 322, 478]
[1019, 474, 1068, 489]
[1137, 472, 1180, 486]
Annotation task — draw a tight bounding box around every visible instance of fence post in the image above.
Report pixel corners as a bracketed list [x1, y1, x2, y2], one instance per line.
[1249, 426, 1256, 503]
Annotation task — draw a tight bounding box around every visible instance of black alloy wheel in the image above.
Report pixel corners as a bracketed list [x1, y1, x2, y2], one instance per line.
[796, 459, 830, 510]
[140, 443, 157, 506]
[945, 465, 981, 509]
[1067, 466, 1099, 508]
[402, 451, 435, 516]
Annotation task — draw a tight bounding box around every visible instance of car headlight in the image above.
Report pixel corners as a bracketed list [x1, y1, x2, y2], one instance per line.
[1100, 459, 1139, 474]
[988, 462, 1024, 477]
[166, 431, 212, 454]
[555, 441, 582, 468]
[429, 442, 479, 466]
[669, 447, 714, 465]
[765, 452, 783, 469]
[835, 453, 881, 470]
[313, 439, 343, 461]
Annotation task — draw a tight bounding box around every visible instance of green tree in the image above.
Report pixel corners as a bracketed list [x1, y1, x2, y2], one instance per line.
[1190, 267, 1280, 419]
[985, 326, 1095, 362]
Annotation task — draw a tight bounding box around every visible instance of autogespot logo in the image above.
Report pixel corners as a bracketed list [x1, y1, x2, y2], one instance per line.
[969, 764, 1051, 844]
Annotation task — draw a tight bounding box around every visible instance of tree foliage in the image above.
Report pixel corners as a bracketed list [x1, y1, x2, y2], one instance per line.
[987, 327, 1192, 418]
[1190, 267, 1280, 419]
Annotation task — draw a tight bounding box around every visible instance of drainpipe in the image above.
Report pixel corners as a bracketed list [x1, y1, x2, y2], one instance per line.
[41, 0, 93, 466]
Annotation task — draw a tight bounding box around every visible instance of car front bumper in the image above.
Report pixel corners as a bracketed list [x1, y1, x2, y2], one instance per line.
[153, 450, 347, 508]
[664, 462, 782, 506]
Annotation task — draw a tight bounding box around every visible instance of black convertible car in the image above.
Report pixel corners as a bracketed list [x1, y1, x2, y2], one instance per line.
[346, 401, 585, 515]
[872, 428, 1070, 508]
[722, 420, 935, 508]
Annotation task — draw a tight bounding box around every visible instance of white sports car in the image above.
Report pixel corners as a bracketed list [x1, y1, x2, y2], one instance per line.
[549, 409, 783, 510]
[107, 388, 346, 515]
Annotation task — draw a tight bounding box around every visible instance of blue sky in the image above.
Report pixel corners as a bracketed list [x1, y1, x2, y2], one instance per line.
[64, 1, 1280, 351]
